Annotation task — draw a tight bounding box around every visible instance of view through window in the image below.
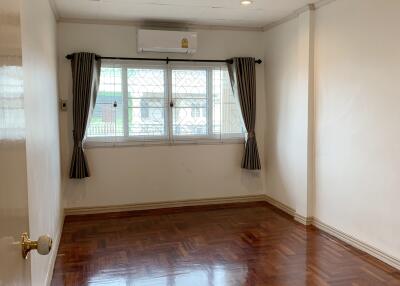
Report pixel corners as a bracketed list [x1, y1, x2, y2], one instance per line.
[87, 61, 244, 144]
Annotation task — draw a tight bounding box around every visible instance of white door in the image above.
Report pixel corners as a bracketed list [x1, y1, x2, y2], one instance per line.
[0, 142, 31, 286]
[1, 0, 60, 284]
[0, 0, 31, 285]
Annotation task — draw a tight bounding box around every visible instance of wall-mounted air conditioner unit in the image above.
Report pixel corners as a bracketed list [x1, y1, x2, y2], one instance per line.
[137, 29, 197, 54]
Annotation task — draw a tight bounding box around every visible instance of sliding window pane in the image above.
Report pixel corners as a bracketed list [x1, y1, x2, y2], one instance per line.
[212, 68, 244, 136]
[172, 69, 208, 136]
[87, 67, 123, 137]
[127, 68, 166, 137]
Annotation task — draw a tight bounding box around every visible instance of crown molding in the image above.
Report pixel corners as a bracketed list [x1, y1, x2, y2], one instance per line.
[57, 17, 264, 32]
[263, 0, 337, 32]
[51, 0, 338, 33]
[263, 4, 315, 31]
[314, 0, 338, 9]
[48, 0, 60, 20]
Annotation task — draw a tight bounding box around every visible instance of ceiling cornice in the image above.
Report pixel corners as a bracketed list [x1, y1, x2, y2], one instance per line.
[314, 0, 338, 9]
[53, 0, 337, 33]
[263, 0, 337, 32]
[57, 17, 264, 32]
[263, 4, 314, 32]
[48, 0, 60, 20]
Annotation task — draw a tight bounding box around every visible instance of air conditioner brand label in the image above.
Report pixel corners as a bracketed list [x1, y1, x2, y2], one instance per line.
[181, 38, 189, 49]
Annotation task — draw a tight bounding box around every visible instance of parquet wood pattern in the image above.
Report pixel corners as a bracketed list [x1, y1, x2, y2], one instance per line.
[51, 202, 400, 286]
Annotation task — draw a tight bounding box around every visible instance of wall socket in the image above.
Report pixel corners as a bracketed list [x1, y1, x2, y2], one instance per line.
[60, 99, 68, 111]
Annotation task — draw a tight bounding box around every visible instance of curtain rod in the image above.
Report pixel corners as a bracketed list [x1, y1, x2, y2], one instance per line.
[65, 54, 262, 64]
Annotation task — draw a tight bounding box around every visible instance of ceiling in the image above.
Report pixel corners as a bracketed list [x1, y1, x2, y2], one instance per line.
[53, 0, 316, 28]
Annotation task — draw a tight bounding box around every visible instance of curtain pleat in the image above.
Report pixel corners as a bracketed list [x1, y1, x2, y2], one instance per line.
[69, 52, 101, 179]
[228, 57, 261, 170]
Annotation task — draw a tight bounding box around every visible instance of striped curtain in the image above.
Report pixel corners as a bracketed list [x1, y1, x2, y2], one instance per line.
[228, 57, 261, 170]
[69, 53, 101, 179]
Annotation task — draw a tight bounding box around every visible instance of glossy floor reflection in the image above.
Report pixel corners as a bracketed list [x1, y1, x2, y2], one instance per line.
[51, 202, 400, 286]
[86, 264, 248, 286]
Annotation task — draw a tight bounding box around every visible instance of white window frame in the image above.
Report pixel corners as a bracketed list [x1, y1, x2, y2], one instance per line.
[85, 61, 245, 148]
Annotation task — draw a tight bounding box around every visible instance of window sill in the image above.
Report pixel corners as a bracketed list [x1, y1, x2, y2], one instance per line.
[84, 138, 245, 149]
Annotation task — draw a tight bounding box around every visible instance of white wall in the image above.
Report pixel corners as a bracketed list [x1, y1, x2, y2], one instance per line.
[314, 0, 400, 260]
[263, 14, 314, 220]
[264, 0, 400, 264]
[263, 18, 302, 211]
[58, 23, 266, 209]
[20, 0, 63, 285]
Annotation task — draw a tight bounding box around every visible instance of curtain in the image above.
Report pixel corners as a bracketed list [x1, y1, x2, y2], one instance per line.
[228, 57, 261, 170]
[69, 53, 101, 179]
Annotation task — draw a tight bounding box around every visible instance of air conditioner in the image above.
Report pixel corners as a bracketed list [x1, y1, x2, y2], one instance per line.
[137, 29, 197, 54]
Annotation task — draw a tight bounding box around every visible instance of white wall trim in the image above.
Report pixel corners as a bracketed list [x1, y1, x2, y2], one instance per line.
[306, 7, 316, 219]
[44, 213, 64, 286]
[48, 0, 59, 20]
[263, 4, 314, 31]
[265, 196, 400, 270]
[264, 195, 295, 217]
[53, 0, 337, 33]
[265, 195, 400, 270]
[314, 0, 338, 9]
[63, 194, 400, 271]
[271, 197, 400, 270]
[313, 218, 400, 270]
[64, 194, 266, 215]
[294, 213, 313, 226]
[263, 0, 338, 32]
[57, 18, 263, 32]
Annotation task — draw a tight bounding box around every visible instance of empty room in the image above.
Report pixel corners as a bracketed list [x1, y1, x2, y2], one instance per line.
[1, 0, 400, 285]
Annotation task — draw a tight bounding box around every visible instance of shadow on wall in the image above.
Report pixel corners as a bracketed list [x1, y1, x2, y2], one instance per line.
[263, 68, 297, 210]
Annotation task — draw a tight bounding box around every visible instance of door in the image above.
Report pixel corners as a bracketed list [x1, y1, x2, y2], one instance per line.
[0, 0, 32, 285]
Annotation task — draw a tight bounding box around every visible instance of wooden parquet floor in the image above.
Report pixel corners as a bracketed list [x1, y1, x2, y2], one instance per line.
[51, 202, 400, 286]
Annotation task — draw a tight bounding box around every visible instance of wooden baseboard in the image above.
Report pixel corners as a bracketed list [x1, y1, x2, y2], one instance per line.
[64, 194, 267, 216]
[64, 194, 400, 271]
[313, 218, 400, 270]
[264, 195, 296, 217]
[264, 197, 400, 270]
[294, 213, 313, 226]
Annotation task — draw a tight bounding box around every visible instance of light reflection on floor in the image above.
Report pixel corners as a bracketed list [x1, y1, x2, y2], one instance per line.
[88, 264, 248, 286]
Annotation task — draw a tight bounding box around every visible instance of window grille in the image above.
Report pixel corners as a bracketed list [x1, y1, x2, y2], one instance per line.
[86, 61, 245, 145]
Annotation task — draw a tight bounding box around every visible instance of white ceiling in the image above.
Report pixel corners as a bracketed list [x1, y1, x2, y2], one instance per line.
[53, 0, 316, 28]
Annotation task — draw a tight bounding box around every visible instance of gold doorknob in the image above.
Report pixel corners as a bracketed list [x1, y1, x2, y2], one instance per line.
[21, 232, 52, 259]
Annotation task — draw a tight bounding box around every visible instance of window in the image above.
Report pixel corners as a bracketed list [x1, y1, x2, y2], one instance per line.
[191, 103, 202, 118]
[87, 67, 123, 137]
[128, 67, 166, 137]
[172, 69, 208, 136]
[86, 61, 245, 145]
